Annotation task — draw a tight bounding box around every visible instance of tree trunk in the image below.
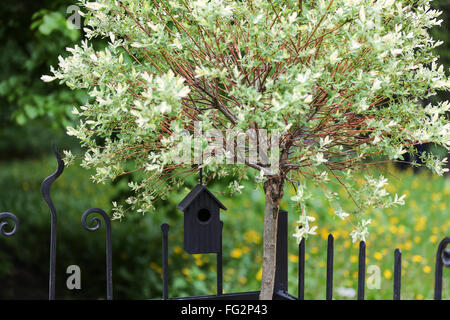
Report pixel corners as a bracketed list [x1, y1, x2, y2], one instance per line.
[259, 176, 285, 300]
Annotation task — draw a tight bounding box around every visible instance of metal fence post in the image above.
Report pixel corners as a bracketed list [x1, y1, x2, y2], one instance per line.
[161, 223, 170, 300]
[326, 234, 334, 300]
[393, 249, 402, 300]
[357, 241, 366, 300]
[217, 221, 223, 296]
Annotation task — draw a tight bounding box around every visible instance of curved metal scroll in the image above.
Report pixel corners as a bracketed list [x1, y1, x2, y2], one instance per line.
[0, 212, 19, 237]
[161, 223, 169, 300]
[82, 208, 113, 300]
[434, 237, 450, 300]
[41, 144, 64, 300]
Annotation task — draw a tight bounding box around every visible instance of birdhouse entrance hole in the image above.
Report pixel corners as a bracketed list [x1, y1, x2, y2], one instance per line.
[197, 208, 211, 223]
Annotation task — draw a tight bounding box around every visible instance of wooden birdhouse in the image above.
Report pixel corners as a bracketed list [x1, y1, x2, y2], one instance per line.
[177, 184, 226, 254]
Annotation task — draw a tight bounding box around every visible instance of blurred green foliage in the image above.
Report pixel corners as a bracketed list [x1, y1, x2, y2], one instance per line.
[0, 0, 84, 127]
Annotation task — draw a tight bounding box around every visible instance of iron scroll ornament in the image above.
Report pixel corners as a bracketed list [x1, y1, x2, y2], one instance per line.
[434, 237, 450, 300]
[41, 144, 64, 300]
[0, 212, 19, 237]
[81, 208, 113, 300]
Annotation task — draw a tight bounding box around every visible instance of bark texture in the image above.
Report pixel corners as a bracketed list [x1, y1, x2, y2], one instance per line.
[259, 176, 285, 300]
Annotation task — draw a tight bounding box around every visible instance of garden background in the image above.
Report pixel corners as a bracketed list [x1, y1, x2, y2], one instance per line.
[0, 0, 448, 300]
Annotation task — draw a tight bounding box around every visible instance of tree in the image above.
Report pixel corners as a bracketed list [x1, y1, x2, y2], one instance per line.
[45, 0, 450, 299]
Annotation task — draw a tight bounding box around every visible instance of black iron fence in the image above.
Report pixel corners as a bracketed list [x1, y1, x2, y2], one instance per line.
[0, 147, 449, 300]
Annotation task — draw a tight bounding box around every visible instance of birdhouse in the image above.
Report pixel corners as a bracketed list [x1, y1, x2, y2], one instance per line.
[177, 184, 226, 254]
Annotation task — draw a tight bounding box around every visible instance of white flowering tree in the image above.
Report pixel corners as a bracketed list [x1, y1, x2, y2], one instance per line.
[44, 0, 450, 299]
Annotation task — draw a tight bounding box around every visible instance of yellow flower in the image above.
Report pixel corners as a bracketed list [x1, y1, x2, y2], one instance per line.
[416, 294, 424, 300]
[231, 248, 243, 258]
[244, 229, 261, 244]
[412, 255, 423, 263]
[256, 268, 263, 281]
[374, 252, 383, 261]
[327, 207, 334, 216]
[320, 228, 329, 240]
[173, 246, 182, 254]
[149, 262, 162, 274]
[350, 255, 358, 263]
[340, 230, 350, 237]
[182, 268, 190, 276]
[384, 270, 392, 279]
[423, 266, 431, 274]
[375, 226, 384, 236]
[386, 184, 396, 193]
[389, 217, 399, 224]
[289, 254, 298, 263]
[431, 193, 441, 202]
[414, 236, 421, 243]
[195, 259, 203, 267]
[404, 241, 412, 250]
[389, 225, 398, 234]
[414, 217, 427, 231]
[319, 261, 326, 267]
[226, 268, 235, 275]
[430, 235, 437, 243]
[311, 247, 319, 254]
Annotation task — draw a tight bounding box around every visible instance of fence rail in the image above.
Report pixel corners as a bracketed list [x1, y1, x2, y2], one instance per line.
[0, 147, 449, 300]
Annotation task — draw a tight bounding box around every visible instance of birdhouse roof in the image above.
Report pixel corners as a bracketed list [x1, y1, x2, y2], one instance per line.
[177, 184, 227, 211]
